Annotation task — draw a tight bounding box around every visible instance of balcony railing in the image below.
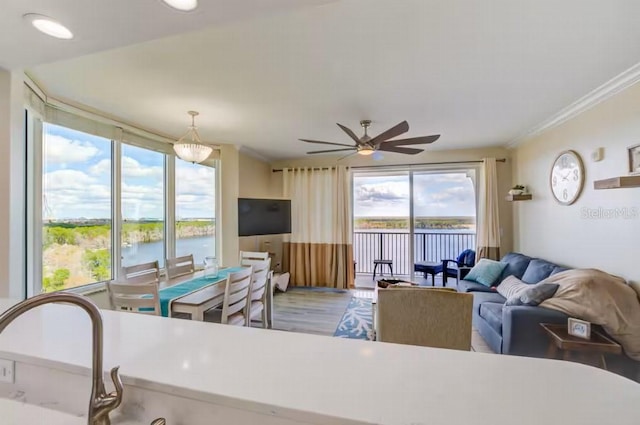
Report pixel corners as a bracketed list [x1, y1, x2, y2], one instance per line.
[353, 231, 476, 276]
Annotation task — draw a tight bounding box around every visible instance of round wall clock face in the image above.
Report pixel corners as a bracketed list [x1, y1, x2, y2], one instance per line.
[550, 150, 585, 205]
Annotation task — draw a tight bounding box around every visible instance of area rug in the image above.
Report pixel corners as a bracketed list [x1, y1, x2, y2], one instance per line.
[333, 297, 374, 340]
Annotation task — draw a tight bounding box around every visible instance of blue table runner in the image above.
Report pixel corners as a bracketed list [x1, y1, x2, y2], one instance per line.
[158, 267, 244, 317]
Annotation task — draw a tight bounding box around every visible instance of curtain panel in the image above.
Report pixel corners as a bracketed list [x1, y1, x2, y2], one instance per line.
[476, 158, 501, 260]
[282, 167, 354, 289]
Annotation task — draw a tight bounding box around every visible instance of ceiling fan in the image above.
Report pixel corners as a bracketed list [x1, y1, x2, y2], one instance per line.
[299, 120, 440, 156]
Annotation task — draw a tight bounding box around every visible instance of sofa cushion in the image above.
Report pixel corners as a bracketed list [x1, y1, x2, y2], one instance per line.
[479, 302, 504, 334]
[458, 279, 496, 293]
[551, 266, 570, 276]
[498, 252, 532, 283]
[465, 259, 507, 287]
[521, 259, 557, 284]
[472, 291, 507, 316]
[496, 276, 529, 299]
[505, 283, 560, 306]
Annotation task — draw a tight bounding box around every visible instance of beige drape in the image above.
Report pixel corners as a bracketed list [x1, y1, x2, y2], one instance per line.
[476, 158, 501, 260]
[281, 166, 354, 289]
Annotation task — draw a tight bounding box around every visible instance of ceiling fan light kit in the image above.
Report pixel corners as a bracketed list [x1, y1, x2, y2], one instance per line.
[300, 119, 440, 157]
[173, 111, 217, 164]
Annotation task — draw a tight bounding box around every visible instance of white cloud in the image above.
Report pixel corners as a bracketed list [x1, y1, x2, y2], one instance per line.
[89, 159, 111, 176]
[44, 134, 100, 165]
[122, 156, 163, 178]
[44, 170, 111, 219]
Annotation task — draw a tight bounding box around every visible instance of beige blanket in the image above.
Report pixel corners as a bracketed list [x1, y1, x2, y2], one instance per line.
[540, 269, 640, 361]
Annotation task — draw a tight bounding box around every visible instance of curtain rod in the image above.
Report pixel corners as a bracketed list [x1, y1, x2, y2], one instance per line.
[271, 158, 506, 172]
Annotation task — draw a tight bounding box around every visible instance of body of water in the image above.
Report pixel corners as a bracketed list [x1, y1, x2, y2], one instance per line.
[122, 236, 215, 268]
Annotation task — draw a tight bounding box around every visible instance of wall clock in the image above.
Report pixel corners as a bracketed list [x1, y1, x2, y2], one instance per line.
[550, 150, 585, 205]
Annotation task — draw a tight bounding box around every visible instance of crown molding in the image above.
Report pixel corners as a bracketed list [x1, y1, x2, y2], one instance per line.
[508, 62, 640, 148]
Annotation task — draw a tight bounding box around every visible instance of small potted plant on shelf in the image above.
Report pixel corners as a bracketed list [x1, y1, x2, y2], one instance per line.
[508, 185, 526, 195]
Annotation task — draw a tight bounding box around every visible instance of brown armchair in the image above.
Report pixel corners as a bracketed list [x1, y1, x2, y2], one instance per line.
[376, 287, 473, 350]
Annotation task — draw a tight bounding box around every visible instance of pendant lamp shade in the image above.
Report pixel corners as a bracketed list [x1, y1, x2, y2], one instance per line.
[173, 111, 215, 163]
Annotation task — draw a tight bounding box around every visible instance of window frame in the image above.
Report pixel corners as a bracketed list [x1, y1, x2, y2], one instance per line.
[26, 114, 219, 294]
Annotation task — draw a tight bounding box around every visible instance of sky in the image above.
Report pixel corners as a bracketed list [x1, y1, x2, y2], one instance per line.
[43, 124, 215, 220]
[353, 172, 476, 217]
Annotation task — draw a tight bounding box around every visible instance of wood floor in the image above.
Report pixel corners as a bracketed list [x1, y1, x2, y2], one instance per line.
[272, 288, 352, 336]
[271, 286, 495, 354]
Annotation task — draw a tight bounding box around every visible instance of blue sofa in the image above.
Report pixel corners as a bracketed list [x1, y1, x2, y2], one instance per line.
[458, 252, 570, 357]
[459, 252, 639, 382]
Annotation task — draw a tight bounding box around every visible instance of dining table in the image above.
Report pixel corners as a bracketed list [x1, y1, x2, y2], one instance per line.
[157, 267, 273, 327]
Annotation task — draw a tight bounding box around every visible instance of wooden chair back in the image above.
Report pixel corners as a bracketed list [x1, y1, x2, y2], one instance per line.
[376, 288, 473, 350]
[221, 266, 253, 325]
[122, 260, 160, 284]
[106, 281, 161, 316]
[239, 251, 270, 267]
[247, 258, 271, 327]
[166, 254, 195, 279]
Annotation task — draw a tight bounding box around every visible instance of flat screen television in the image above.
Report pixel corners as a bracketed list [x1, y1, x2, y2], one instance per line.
[238, 198, 292, 236]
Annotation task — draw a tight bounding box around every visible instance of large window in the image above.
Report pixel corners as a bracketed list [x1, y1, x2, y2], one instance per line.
[352, 169, 476, 278]
[42, 124, 113, 291]
[121, 144, 166, 267]
[32, 119, 218, 293]
[175, 159, 216, 266]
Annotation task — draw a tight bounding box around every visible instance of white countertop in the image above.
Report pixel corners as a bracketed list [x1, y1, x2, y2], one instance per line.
[0, 398, 84, 425]
[0, 298, 639, 425]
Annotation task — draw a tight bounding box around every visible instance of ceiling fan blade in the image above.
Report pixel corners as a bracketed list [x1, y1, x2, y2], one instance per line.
[336, 123, 362, 144]
[377, 145, 423, 155]
[307, 148, 357, 154]
[299, 139, 355, 147]
[337, 151, 359, 161]
[383, 135, 441, 146]
[369, 121, 409, 146]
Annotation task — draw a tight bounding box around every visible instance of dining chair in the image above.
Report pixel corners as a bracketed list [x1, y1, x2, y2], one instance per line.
[376, 287, 473, 350]
[106, 280, 161, 316]
[166, 254, 195, 280]
[239, 250, 270, 267]
[205, 266, 253, 326]
[122, 260, 160, 284]
[246, 258, 271, 328]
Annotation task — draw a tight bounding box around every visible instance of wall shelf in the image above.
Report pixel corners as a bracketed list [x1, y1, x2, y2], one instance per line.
[593, 175, 640, 190]
[505, 194, 532, 201]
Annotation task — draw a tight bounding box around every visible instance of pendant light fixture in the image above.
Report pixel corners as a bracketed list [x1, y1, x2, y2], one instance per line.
[173, 111, 215, 164]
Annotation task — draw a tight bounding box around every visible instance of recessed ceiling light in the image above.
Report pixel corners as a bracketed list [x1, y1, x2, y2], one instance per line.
[23, 14, 73, 40]
[162, 0, 198, 12]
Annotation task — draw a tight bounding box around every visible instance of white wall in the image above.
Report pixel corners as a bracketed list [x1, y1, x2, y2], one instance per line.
[0, 69, 26, 299]
[237, 151, 284, 270]
[512, 82, 640, 283]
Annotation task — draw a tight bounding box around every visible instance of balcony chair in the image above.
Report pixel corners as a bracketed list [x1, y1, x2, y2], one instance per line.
[414, 249, 476, 287]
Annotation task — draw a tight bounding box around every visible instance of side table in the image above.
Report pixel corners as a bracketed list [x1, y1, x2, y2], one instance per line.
[540, 323, 622, 370]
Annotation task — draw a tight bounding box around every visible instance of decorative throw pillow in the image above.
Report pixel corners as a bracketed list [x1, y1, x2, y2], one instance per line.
[505, 283, 560, 306]
[465, 259, 507, 287]
[496, 275, 529, 299]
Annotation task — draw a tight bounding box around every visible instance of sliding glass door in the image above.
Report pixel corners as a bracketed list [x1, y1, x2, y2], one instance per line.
[412, 171, 476, 265]
[353, 172, 411, 275]
[353, 168, 476, 281]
